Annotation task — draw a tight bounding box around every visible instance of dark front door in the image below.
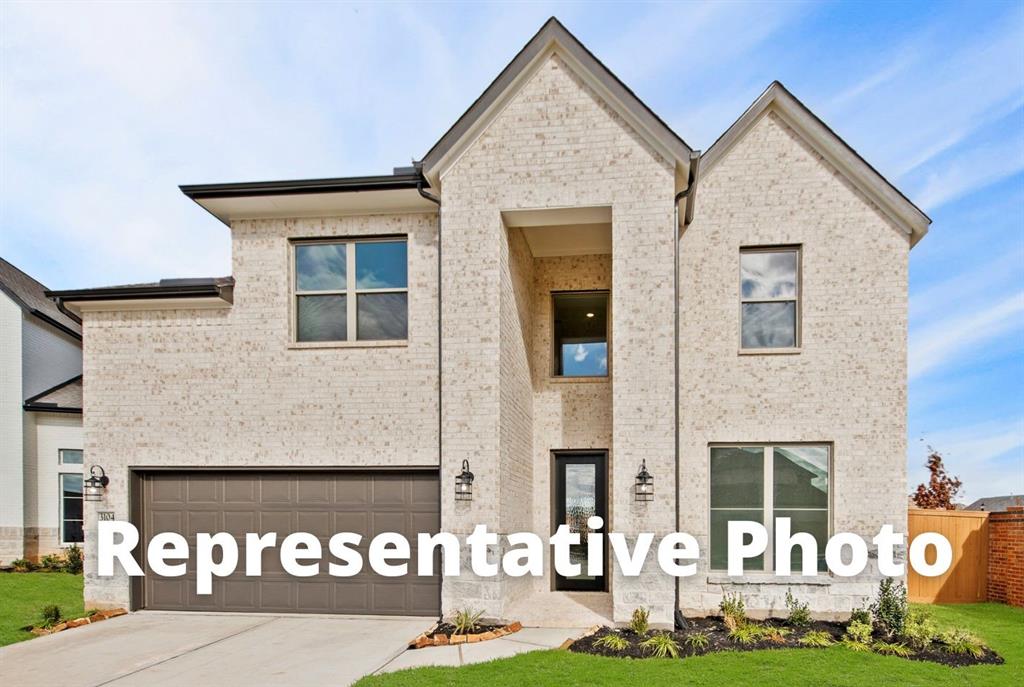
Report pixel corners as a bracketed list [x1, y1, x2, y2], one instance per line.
[553, 451, 607, 591]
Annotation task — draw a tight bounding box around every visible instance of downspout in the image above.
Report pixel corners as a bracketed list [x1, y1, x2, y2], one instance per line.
[416, 176, 443, 622]
[673, 152, 701, 629]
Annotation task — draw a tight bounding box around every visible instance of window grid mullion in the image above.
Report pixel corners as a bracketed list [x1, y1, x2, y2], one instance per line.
[346, 241, 357, 341]
[764, 446, 774, 572]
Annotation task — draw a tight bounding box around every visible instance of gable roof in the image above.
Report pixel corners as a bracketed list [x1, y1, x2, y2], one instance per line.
[419, 17, 695, 187]
[23, 374, 83, 414]
[701, 81, 931, 246]
[0, 257, 82, 339]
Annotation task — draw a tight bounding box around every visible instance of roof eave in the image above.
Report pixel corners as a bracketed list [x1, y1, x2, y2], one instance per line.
[47, 282, 234, 318]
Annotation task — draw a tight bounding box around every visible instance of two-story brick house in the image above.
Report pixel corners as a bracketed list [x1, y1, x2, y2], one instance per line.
[49, 18, 929, 627]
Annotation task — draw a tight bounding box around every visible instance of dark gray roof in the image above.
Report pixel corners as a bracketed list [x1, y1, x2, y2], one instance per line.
[48, 277, 235, 303]
[23, 375, 82, 413]
[964, 495, 1024, 512]
[0, 257, 82, 338]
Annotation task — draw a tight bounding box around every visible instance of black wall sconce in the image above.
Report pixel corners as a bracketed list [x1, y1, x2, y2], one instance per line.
[455, 460, 474, 501]
[634, 460, 653, 502]
[83, 465, 109, 502]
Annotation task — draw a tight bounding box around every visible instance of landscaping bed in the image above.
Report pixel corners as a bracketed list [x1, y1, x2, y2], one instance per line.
[409, 610, 524, 649]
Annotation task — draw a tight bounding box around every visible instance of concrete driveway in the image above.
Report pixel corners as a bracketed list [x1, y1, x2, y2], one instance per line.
[0, 612, 434, 687]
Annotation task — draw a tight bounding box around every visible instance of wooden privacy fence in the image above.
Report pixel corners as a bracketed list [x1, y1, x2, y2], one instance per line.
[907, 508, 989, 604]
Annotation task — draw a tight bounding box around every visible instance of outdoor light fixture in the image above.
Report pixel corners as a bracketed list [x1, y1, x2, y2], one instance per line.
[634, 460, 654, 502]
[585, 312, 595, 318]
[83, 465, 109, 502]
[455, 460, 474, 501]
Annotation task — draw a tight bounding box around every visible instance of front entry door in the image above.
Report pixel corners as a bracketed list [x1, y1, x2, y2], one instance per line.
[553, 451, 607, 591]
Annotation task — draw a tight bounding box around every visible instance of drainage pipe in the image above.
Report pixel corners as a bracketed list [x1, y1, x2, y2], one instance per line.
[417, 178, 443, 622]
[672, 152, 700, 627]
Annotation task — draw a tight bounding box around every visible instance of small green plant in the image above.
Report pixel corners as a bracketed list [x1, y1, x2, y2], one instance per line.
[940, 628, 984, 658]
[841, 619, 874, 651]
[719, 592, 746, 629]
[64, 545, 84, 574]
[639, 632, 680, 659]
[849, 607, 871, 625]
[40, 604, 63, 628]
[39, 554, 64, 571]
[449, 608, 484, 635]
[628, 607, 650, 635]
[869, 579, 908, 639]
[762, 626, 791, 644]
[785, 590, 812, 628]
[798, 630, 834, 647]
[11, 558, 36, 572]
[900, 608, 937, 650]
[872, 641, 913, 657]
[728, 624, 762, 645]
[683, 631, 710, 650]
[593, 632, 630, 652]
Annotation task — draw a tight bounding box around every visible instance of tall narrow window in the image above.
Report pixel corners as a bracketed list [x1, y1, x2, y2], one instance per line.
[60, 473, 84, 544]
[552, 291, 609, 377]
[740, 247, 799, 349]
[293, 239, 407, 342]
[710, 444, 830, 572]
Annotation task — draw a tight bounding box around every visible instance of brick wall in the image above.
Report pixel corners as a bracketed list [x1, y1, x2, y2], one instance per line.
[988, 507, 1024, 607]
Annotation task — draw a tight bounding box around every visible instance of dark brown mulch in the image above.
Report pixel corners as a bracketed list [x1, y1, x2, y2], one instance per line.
[432, 622, 506, 636]
[568, 617, 1003, 667]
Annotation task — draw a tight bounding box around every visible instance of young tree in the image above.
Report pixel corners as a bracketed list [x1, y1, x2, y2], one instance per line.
[912, 448, 963, 510]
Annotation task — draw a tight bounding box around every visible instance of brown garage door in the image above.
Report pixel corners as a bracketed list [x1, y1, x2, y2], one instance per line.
[138, 470, 440, 616]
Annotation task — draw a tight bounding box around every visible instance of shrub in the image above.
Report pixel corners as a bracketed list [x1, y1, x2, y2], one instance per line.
[785, 590, 812, 628]
[872, 641, 913, 657]
[64, 545, 84, 574]
[869, 579, 908, 639]
[40, 604, 62, 628]
[849, 607, 871, 625]
[39, 554, 64, 571]
[594, 632, 630, 652]
[842, 637, 872, 652]
[900, 608, 937, 650]
[798, 630, 834, 647]
[940, 628, 984, 658]
[449, 608, 484, 635]
[719, 592, 746, 629]
[728, 624, 762, 645]
[639, 632, 680, 659]
[683, 632, 709, 650]
[11, 558, 36, 572]
[762, 626, 791, 644]
[629, 607, 650, 635]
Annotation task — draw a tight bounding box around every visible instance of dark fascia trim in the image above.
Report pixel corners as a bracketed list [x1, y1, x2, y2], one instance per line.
[23, 374, 83, 414]
[421, 16, 693, 173]
[46, 279, 234, 305]
[30, 309, 82, 341]
[179, 173, 426, 200]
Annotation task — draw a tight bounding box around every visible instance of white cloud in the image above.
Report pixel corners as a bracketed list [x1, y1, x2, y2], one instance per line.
[573, 344, 589, 363]
[910, 418, 1024, 502]
[909, 292, 1024, 379]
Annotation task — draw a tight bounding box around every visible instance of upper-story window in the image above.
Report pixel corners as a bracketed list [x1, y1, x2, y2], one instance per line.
[740, 246, 800, 349]
[59, 448, 83, 465]
[552, 291, 609, 377]
[293, 239, 408, 342]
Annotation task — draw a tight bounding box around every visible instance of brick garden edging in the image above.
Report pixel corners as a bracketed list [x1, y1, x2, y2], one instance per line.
[30, 608, 127, 636]
[409, 621, 523, 649]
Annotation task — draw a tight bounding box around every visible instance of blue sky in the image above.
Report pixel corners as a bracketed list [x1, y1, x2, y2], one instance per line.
[2, 1, 1021, 501]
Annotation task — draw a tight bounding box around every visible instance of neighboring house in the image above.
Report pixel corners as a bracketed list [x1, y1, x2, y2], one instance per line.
[48, 18, 930, 625]
[0, 258, 84, 564]
[965, 496, 1024, 512]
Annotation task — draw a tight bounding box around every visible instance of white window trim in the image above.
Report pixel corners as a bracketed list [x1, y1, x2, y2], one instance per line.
[58, 448, 83, 465]
[738, 245, 802, 351]
[58, 472, 84, 546]
[290, 237, 409, 343]
[708, 443, 831, 573]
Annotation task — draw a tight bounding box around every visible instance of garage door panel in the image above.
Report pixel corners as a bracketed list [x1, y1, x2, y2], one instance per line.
[141, 470, 439, 615]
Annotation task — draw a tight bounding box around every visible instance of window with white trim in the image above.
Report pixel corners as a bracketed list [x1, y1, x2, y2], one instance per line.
[709, 445, 829, 572]
[293, 238, 408, 342]
[740, 247, 800, 349]
[59, 448, 83, 465]
[59, 473, 84, 544]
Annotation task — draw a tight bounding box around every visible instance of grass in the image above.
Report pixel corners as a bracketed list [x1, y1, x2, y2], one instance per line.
[355, 604, 1023, 687]
[0, 572, 84, 646]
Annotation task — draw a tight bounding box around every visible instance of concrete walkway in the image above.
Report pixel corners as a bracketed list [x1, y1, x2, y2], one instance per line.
[0, 612, 434, 687]
[376, 627, 584, 675]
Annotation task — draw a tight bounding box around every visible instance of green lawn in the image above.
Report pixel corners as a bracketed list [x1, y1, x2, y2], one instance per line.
[0, 572, 84, 646]
[356, 604, 1023, 687]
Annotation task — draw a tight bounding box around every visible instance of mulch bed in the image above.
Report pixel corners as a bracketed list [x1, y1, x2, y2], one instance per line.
[26, 608, 127, 636]
[409, 620, 523, 649]
[568, 617, 1003, 667]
